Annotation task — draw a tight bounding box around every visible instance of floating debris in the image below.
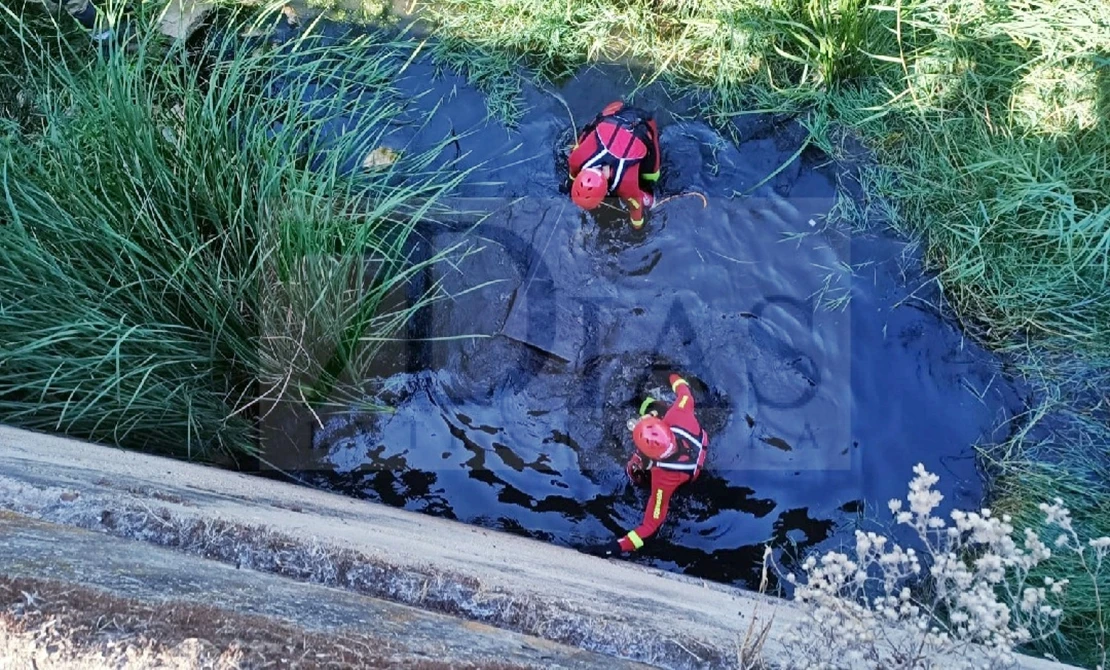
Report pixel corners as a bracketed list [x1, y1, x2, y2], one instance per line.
[362, 146, 400, 170]
[760, 436, 793, 452]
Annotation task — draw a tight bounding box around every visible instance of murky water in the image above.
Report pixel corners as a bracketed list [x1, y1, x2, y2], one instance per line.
[249, 19, 1028, 588]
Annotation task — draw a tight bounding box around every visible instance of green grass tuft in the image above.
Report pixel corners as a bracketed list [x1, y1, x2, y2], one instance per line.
[413, 0, 1110, 352]
[0, 6, 474, 462]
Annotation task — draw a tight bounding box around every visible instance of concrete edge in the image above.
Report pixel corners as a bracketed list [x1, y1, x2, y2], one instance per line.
[0, 425, 1079, 670]
[0, 510, 653, 669]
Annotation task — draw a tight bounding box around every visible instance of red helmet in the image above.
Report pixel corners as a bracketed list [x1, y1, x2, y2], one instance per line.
[571, 168, 607, 210]
[632, 416, 677, 460]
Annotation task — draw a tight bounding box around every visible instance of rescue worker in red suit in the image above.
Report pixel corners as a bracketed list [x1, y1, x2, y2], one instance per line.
[567, 100, 662, 230]
[584, 374, 708, 557]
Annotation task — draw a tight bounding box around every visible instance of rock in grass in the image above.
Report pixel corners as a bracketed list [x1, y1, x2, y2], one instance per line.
[157, 0, 215, 41]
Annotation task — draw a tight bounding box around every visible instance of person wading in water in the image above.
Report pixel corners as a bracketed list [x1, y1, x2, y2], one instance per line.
[583, 373, 709, 557]
[567, 100, 662, 230]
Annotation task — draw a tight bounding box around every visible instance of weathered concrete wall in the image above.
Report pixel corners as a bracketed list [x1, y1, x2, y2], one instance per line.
[0, 425, 1079, 670]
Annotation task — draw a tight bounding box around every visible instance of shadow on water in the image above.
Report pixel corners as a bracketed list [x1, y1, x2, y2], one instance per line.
[240, 16, 1031, 589]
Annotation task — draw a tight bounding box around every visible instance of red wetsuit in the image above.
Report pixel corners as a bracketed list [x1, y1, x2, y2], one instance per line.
[568, 100, 662, 228]
[618, 375, 709, 552]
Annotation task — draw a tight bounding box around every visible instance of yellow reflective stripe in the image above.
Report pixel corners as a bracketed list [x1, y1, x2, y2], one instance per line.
[642, 171, 660, 182]
[653, 489, 663, 519]
[630, 219, 644, 229]
[628, 198, 640, 209]
[627, 531, 644, 549]
[671, 377, 688, 392]
[679, 396, 688, 408]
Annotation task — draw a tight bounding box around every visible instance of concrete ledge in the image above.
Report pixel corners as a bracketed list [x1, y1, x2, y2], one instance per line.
[0, 510, 646, 669]
[0, 425, 1078, 669]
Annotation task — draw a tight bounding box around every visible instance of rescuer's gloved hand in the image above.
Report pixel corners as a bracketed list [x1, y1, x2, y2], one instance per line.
[638, 394, 666, 417]
[626, 453, 648, 486]
[582, 540, 622, 558]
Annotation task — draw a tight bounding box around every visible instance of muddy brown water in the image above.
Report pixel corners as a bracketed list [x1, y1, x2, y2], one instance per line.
[245, 18, 1029, 589]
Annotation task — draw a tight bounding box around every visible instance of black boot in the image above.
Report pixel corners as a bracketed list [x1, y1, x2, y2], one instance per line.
[71, 1, 98, 29]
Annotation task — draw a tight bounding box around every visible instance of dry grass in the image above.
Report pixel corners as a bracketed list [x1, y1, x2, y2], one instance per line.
[735, 610, 774, 670]
[735, 547, 775, 670]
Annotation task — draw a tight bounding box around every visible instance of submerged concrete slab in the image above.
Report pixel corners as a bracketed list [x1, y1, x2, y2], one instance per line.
[500, 277, 584, 364]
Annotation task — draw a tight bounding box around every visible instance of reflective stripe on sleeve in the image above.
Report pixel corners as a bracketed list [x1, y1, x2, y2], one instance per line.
[626, 531, 644, 549]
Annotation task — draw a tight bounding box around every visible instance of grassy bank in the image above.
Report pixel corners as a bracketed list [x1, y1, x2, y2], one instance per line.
[415, 0, 1110, 354]
[401, 0, 1110, 664]
[0, 6, 473, 462]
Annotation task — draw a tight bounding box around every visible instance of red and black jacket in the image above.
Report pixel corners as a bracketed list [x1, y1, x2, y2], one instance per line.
[568, 101, 661, 227]
[618, 377, 709, 553]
